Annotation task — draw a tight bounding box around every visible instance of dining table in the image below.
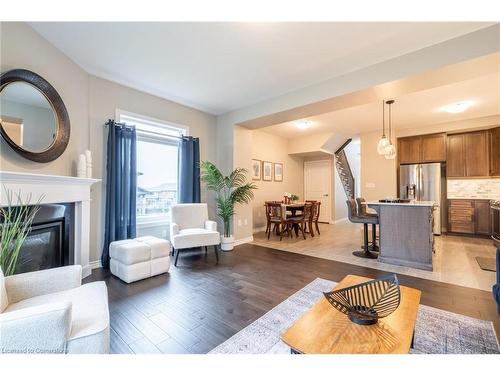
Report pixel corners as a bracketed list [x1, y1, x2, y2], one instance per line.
[265, 201, 310, 237]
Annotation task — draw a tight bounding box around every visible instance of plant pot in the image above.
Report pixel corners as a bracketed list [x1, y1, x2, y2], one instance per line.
[220, 235, 235, 251]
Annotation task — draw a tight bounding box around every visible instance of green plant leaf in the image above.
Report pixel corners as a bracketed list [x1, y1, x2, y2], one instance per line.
[200, 161, 257, 237]
[0, 187, 44, 276]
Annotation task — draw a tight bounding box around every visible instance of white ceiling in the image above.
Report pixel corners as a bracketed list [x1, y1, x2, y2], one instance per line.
[29, 22, 494, 115]
[261, 72, 500, 139]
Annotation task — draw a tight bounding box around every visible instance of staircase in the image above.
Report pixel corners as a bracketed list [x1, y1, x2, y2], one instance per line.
[335, 139, 355, 199]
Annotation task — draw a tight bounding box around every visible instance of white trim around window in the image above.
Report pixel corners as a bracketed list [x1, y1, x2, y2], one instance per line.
[115, 109, 190, 136]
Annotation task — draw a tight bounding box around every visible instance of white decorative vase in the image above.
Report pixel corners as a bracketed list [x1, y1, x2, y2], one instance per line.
[220, 235, 235, 251]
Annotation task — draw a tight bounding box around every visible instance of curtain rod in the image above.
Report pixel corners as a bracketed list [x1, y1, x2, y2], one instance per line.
[104, 119, 187, 140]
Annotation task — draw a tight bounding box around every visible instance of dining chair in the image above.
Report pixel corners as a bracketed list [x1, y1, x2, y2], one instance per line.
[265, 201, 283, 235]
[266, 202, 290, 240]
[306, 200, 321, 235]
[287, 202, 313, 240]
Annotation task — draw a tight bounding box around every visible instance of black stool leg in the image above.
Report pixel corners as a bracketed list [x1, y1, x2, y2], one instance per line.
[353, 223, 378, 259]
[364, 223, 369, 251]
[371, 224, 379, 252]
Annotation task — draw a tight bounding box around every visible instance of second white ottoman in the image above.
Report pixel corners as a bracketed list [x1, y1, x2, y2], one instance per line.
[110, 236, 171, 283]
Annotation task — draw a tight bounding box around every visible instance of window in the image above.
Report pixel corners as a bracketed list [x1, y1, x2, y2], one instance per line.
[117, 111, 187, 226]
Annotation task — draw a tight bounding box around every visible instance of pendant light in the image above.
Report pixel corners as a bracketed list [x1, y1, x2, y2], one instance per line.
[384, 99, 396, 160]
[376, 100, 390, 155]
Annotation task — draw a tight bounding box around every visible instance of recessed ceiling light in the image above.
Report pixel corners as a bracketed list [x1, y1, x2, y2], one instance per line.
[294, 120, 312, 130]
[440, 101, 474, 114]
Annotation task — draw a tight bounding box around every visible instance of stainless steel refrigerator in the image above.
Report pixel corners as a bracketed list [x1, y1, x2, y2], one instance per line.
[399, 163, 445, 235]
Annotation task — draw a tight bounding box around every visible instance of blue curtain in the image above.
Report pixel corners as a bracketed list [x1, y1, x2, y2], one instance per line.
[101, 120, 137, 269]
[178, 136, 201, 203]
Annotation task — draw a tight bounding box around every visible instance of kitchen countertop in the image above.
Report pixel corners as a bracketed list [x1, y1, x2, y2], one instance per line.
[447, 197, 498, 200]
[366, 200, 436, 207]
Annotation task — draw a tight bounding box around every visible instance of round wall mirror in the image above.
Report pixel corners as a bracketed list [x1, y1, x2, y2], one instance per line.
[0, 69, 70, 163]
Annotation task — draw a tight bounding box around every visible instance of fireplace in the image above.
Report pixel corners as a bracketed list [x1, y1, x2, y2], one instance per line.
[0, 171, 100, 278]
[15, 203, 74, 275]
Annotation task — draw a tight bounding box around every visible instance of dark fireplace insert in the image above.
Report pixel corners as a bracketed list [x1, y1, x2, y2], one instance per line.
[14, 203, 74, 275]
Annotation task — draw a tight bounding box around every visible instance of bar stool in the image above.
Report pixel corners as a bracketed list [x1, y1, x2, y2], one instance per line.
[356, 197, 379, 252]
[346, 199, 378, 259]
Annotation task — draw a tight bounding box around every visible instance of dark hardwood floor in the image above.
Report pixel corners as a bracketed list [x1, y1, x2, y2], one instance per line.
[84, 243, 500, 354]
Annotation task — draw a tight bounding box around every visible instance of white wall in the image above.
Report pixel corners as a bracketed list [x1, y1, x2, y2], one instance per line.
[360, 130, 398, 201]
[251, 129, 304, 231]
[1, 22, 217, 265]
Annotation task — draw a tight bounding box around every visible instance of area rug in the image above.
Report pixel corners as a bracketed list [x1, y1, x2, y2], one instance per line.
[209, 278, 500, 354]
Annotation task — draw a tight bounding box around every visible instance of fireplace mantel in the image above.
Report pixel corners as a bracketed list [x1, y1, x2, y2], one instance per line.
[0, 171, 101, 278]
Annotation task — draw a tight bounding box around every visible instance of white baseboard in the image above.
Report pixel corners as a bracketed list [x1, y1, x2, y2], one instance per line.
[253, 226, 267, 234]
[332, 218, 348, 224]
[234, 236, 254, 246]
[89, 260, 102, 269]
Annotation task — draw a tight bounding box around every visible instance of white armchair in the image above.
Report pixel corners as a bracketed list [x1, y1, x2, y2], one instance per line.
[170, 203, 220, 266]
[0, 265, 109, 354]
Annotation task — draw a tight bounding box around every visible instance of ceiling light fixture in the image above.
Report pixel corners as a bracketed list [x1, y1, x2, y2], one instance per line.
[294, 120, 312, 130]
[377, 100, 390, 155]
[441, 101, 474, 114]
[384, 100, 396, 160]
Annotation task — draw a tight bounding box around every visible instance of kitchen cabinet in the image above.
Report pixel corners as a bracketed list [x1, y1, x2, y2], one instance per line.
[448, 199, 491, 236]
[398, 136, 421, 164]
[490, 126, 500, 176]
[446, 134, 466, 177]
[465, 131, 489, 177]
[397, 133, 446, 164]
[448, 199, 474, 234]
[446, 130, 490, 178]
[475, 200, 491, 235]
[421, 133, 447, 162]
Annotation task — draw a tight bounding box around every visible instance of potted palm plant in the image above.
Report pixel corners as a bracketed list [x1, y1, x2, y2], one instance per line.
[200, 161, 257, 251]
[0, 189, 42, 276]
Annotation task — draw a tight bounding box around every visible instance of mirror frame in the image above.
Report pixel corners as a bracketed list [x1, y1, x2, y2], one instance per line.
[0, 69, 70, 163]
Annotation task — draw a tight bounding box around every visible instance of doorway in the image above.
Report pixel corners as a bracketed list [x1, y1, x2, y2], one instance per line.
[304, 159, 332, 223]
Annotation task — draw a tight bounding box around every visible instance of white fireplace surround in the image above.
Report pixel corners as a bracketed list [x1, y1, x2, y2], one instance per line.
[0, 171, 100, 279]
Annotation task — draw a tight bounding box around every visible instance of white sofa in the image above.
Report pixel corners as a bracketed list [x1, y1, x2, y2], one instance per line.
[0, 265, 109, 354]
[170, 203, 220, 266]
[110, 236, 171, 283]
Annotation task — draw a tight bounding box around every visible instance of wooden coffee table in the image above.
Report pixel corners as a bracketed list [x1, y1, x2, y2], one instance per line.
[281, 274, 421, 354]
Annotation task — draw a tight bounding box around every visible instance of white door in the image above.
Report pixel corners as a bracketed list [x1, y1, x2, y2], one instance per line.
[304, 160, 331, 223]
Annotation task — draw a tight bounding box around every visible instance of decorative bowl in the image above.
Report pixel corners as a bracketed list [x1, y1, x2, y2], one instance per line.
[323, 274, 401, 325]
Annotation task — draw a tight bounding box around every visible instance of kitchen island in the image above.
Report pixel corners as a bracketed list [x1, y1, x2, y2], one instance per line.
[367, 201, 436, 271]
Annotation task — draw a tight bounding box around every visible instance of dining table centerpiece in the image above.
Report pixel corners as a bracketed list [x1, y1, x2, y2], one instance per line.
[284, 192, 299, 204]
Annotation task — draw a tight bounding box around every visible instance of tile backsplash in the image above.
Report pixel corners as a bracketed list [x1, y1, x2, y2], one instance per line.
[447, 179, 500, 199]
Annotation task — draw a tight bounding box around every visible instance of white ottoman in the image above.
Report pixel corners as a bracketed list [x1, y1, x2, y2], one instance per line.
[110, 236, 171, 283]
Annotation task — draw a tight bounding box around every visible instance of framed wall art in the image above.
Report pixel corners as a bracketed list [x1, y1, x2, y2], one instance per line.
[262, 161, 272, 181]
[274, 162, 283, 182]
[251, 159, 261, 180]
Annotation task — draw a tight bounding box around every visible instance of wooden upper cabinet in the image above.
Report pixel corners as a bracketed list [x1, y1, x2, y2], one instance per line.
[398, 137, 421, 164]
[465, 131, 489, 177]
[398, 133, 446, 164]
[490, 126, 500, 176]
[446, 134, 466, 177]
[421, 133, 446, 162]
